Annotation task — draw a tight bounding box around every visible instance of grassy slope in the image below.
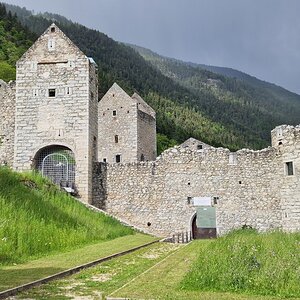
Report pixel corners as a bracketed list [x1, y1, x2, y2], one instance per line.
[182, 230, 300, 298]
[0, 167, 135, 265]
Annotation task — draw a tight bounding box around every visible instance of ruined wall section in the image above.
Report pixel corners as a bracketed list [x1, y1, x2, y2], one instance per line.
[137, 110, 156, 161]
[272, 125, 300, 232]
[14, 24, 97, 203]
[94, 146, 283, 237]
[133, 93, 156, 161]
[0, 80, 15, 166]
[98, 83, 138, 163]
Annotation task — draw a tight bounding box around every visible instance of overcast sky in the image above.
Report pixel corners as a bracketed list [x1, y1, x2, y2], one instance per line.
[4, 0, 300, 94]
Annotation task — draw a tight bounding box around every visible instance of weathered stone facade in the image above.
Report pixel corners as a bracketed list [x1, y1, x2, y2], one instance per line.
[98, 83, 156, 163]
[93, 125, 300, 237]
[13, 24, 98, 203]
[0, 24, 299, 238]
[0, 80, 15, 166]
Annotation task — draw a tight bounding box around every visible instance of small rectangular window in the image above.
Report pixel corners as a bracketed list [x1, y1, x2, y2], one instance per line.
[116, 154, 121, 163]
[115, 135, 119, 143]
[113, 110, 117, 116]
[286, 162, 294, 176]
[48, 39, 55, 51]
[197, 144, 203, 150]
[48, 89, 56, 97]
[103, 158, 107, 163]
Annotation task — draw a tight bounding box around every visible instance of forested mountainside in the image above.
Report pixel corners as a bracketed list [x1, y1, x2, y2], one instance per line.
[0, 3, 35, 81]
[3, 3, 300, 152]
[130, 44, 300, 136]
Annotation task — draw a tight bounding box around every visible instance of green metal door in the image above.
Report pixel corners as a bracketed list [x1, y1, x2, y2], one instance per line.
[193, 207, 216, 239]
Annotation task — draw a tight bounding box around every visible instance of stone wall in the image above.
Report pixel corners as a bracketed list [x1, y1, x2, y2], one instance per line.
[272, 125, 300, 232]
[137, 110, 156, 161]
[0, 80, 15, 166]
[93, 125, 300, 237]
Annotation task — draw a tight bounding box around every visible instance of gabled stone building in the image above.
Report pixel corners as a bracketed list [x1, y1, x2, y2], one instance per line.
[98, 83, 156, 163]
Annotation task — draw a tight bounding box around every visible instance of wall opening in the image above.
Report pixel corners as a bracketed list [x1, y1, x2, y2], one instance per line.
[48, 89, 56, 97]
[113, 110, 117, 116]
[141, 154, 145, 161]
[285, 161, 294, 176]
[192, 208, 217, 239]
[116, 154, 121, 163]
[115, 135, 119, 143]
[34, 145, 76, 189]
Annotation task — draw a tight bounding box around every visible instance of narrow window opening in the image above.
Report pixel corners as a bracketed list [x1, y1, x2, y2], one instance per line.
[278, 141, 283, 145]
[115, 135, 119, 143]
[91, 92, 94, 99]
[286, 162, 294, 176]
[188, 182, 191, 186]
[113, 110, 117, 116]
[66, 87, 70, 95]
[48, 89, 56, 97]
[51, 27, 55, 32]
[116, 155, 121, 163]
[141, 154, 145, 161]
[197, 144, 203, 150]
[147, 222, 151, 227]
[103, 158, 107, 163]
[127, 110, 130, 113]
[239, 181, 242, 184]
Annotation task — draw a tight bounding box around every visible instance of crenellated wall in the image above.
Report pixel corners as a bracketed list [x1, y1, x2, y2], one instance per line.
[93, 125, 300, 237]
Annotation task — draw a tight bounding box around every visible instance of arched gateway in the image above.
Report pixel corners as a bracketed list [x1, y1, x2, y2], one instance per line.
[34, 145, 76, 189]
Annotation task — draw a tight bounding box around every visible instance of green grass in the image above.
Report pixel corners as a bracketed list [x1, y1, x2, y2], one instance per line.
[182, 229, 300, 298]
[12, 238, 300, 300]
[16, 242, 181, 299]
[0, 167, 135, 265]
[0, 233, 156, 292]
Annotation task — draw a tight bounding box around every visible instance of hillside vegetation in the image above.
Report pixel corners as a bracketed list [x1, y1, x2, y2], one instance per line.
[182, 229, 300, 298]
[3, 3, 300, 152]
[0, 3, 35, 82]
[0, 167, 134, 265]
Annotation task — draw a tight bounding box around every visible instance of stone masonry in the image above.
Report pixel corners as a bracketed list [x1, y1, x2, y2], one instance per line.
[13, 23, 98, 203]
[98, 83, 156, 163]
[0, 80, 15, 166]
[0, 23, 299, 238]
[93, 125, 300, 237]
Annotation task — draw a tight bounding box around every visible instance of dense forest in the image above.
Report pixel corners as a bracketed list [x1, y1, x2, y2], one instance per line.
[0, 3, 35, 82]
[2, 3, 300, 153]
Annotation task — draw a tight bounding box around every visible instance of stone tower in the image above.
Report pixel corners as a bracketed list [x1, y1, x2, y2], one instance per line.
[98, 83, 156, 163]
[13, 24, 98, 203]
[271, 125, 300, 232]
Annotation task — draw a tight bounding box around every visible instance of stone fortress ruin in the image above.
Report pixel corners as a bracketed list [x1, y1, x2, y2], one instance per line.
[0, 24, 299, 239]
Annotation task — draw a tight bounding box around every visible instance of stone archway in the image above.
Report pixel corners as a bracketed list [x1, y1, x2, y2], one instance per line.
[34, 145, 76, 189]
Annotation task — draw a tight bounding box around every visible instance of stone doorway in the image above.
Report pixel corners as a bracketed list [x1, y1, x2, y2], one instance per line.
[34, 145, 76, 189]
[192, 207, 217, 239]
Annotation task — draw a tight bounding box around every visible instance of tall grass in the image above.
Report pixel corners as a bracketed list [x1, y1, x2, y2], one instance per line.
[0, 167, 134, 265]
[182, 229, 300, 298]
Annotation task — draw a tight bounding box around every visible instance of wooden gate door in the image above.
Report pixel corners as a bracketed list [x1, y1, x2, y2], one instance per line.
[192, 207, 217, 239]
